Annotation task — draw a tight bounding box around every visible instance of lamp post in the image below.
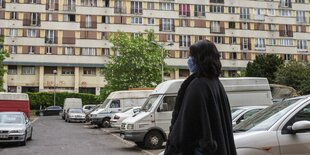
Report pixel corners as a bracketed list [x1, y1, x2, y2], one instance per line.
[151, 41, 174, 82]
[53, 69, 57, 106]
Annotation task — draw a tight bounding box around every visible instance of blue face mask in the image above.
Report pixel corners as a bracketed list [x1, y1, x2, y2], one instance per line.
[187, 56, 197, 73]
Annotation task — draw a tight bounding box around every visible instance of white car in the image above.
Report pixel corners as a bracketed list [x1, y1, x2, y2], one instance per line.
[231, 106, 267, 126]
[234, 95, 310, 155]
[65, 108, 86, 123]
[110, 107, 141, 128]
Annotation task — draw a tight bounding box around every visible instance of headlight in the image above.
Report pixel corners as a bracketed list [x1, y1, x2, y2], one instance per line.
[69, 114, 75, 118]
[10, 130, 24, 133]
[91, 114, 97, 117]
[127, 124, 134, 130]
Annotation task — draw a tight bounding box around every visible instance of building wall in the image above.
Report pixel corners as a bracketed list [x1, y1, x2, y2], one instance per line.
[0, 0, 310, 94]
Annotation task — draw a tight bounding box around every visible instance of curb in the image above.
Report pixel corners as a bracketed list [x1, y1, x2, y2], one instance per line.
[101, 128, 154, 155]
[31, 117, 39, 123]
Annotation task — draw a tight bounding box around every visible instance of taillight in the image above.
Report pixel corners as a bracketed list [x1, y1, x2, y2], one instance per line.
[114, 115, 120, 119]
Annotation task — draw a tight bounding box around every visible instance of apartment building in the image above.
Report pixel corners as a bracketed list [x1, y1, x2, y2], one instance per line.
[0, 0, 309, 94]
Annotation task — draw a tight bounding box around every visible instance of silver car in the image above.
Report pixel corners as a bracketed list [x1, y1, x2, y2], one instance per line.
[65, 108, 86, 123]
[231, 106, 267, 126]
[0, 112, 33, 145]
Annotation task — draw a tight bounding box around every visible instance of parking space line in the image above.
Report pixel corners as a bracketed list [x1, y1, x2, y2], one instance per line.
[101, 128, 154, 155]
[31, 117, 39, 123]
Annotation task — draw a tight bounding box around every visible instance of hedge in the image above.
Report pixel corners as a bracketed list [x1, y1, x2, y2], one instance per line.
[27, 92, 103, 110]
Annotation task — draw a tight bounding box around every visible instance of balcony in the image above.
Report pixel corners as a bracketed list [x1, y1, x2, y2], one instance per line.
[63, 4, 76, 11]
[254, 15, 265, 21]
[45, 37, 57, 44]
[114, 7, 126, 14]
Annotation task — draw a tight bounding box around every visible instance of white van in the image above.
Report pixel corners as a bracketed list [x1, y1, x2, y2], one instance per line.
[120, 77, 273, 149]
[61, 98, 82, 120]
[90, 90, 152, 128]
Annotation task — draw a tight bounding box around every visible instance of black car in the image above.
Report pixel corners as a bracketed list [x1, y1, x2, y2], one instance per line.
[36, 106, 62, 116]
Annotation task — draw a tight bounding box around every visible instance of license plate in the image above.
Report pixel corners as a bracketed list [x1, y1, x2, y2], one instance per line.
[120, 133, 125, 139]
[0, 134, 8, 138]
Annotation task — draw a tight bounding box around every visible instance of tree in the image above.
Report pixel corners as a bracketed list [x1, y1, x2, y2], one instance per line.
[0, 36, 9, 91]
[275, 61, 310, 95]
[101, 31, 164, 98]
[245, 54, 284, 83]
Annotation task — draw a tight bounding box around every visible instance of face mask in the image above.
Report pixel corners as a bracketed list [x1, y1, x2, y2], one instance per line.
[187, 56, 197, 73]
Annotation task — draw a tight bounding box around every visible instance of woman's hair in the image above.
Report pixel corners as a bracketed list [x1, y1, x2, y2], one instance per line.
[189, 40, 222, 78]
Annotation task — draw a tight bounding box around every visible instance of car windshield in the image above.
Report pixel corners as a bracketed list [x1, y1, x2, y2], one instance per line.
[234, 98, 304, 132]
[231, 108, 245, 120]
[141, 95, 159, 112]
[69, 109, 83, 113]
[100, 99, 110, 108]
[0, 114, 24, 124]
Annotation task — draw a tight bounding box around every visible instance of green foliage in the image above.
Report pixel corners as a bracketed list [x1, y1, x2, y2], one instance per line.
[0, 37, 9, 92]
[245, 54, 284, 83]
[102, 30, 163, 97]
[27, 92, 102, 110]
[275, 61, 310, 95]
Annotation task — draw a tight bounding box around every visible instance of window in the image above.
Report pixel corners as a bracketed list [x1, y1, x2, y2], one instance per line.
[297, 11, 306, 23]
[230, 52, 237, 60]
[179, 35, 190, 47]
[11, 12, 17, 20]
[102, 32, 108, 40]
[110, 100, 120, 108]
[83, 67, 96, 75]
[159, 3, 174, 11]
[46, 46, 52, 54]
[62, 67, 74, 75]
[102, 48, 109, 56]
[161, 18, 174, 31]
[167, 34, 174, 42]
[147, 2, 154, 10]
[284, 54, 292, 60]
[194, 5, 205, 17]
[81, 48, 96, 55]
[179, 4, 190, 16]
[280, 39, 293, 46]
[30, 13, 38, 26]
[48, 0, 55, 10]
[86, 15, 91, 28]
[10, 46, 17, 54]
[269, 24, 276, 31]
[22, 66, 35, 75]
[8, 66, 17, 75]
[131, 17, 142, 24]
[297, 40, 307, 50]
[211, 21, 220, 33]
[282, 104, 310, 134]
[45, 30, 55, 44]
[209, 5, 224, 13]
[102, 16, 109, 24]
[229, 22, 235, 29]
[65, 47, 74, 55]
[240, 8, 250, 19]
[254, 38, 266, 50]
[228, 7, 235, 14]
[279, 9, 291, 16]
[210, 0, 224, 3]
[10, 29, 18, 37]
[11, 0, 17, 3]
[242, 38, 249, 50]
[180, 19, 189, 27]
[63, 14, 75, 22]
[44, 66, 57, 74]
[63, 0, 76, 11]
[213, 36, 223, 44]
[131, 1, 142, 14]
[103, 0, 109, 7]
[27, 29, 37, 37]
[268, 9, 275, 16]
[81, 0, 97, 7]
[48, 14, 53, 21]
[147, 18, 155, 25]
[158, 96, 176, 112]
[0, 0, 3, 8]
[269, 38, 276, 46]
[279, 0, 292, 8]
[241, 22, 249, 29]
[29, 46, 35, 54]
[230, 37, 237, 44]
[254, 8, 264, 20]
[296, 0, 305, 3]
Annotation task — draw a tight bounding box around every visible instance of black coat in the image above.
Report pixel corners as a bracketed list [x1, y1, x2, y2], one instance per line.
[165, 77, 237, 155]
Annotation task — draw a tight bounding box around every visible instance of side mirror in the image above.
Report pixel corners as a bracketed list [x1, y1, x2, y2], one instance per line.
[288, 121, 310, 134]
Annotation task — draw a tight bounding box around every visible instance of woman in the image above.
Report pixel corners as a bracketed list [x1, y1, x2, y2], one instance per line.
[164, 40, 237, 155]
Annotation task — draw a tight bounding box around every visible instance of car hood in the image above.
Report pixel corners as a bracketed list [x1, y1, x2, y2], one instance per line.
[69, 113, 85, 115]
[122, 111, 149, 124]
[234, 131, 278, 149]
[0, 124, 25, 130]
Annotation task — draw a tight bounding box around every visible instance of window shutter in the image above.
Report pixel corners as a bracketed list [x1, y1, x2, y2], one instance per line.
[172, 19, 175, 32]
[35, 46, 40, 54]
[279, 24, 284, 36]
[52, 47, 57, 54]
[23, 13, 30, 26]
[240, 38, 244, 50]
[301, 25, 307, 33]
[23, 29, 27, 37]
[248, 38, 252, 50]
[54, 30, 58, 44]
[37, 0, 41, 4]
[92, 16, 97, 28]
[37, 30, 40, 37]
[22, 46, 29, 54]
[80, 15, 86, 28]
[80, 31, 86, 39]
[53, 14, 58, 21]
[63, 31, 75, 44]
[37, 13, 41, 26]
[121, 16, 126, 24]
[288, 25, 293, 37]
[159, 34, 166, 42]
[55, 0, 59, 10]
[114, 16, 121, 24]
[159, 19, 162, 31]
[220, 21, 225, 34]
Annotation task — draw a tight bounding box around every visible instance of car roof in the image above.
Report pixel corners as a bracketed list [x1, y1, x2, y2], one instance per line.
[232, 106, 268, 110]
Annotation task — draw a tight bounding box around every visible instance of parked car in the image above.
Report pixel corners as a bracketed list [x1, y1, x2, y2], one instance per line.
[82, 104, 96, 113]
[65, 108, 86, 123]
[85, 104, 101, 123]
[231, 106, 267, 126]
[110, 107, 141, 128]
[233, 95, 310, 155]
[0, 93, 30, 118]
[0, 112, 33, 146]
[61, 98, 82, 120]
[35, 106, 62, 116]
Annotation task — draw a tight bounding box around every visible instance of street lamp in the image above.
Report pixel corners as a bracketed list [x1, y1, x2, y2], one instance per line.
[151, 41, 174, 82]
[53, 69, 57, 106]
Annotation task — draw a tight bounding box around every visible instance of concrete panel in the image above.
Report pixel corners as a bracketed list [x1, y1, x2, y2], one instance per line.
[76, 39, 112, 48]
[76, 6, 114, 15]
[294, 33, 310, 40]
[41, 22, 81, 30]
[6, 3, 46, 12]
[143, 10, 178, 18]
[176, 27, 210, 35]
[265, 16, 297, 25]
[4, 37, 45, 46]
[7, 74, 39, 86]
[266, 46, 297, 54]
[44, 75, 75, 87]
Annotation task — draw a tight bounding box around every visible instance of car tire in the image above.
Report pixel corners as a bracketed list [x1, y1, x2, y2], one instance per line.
[21, 131, 27, 146]
[102, 118, 110, 128]
[28, 128, 33, 141]
[39, 112, 44, 116]
[144, 131, 164, 149]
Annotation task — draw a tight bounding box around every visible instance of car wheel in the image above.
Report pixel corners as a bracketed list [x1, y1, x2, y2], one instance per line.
[28, 128, 33, 141]
[102, 118, 110, 128]
[144, 131, 164, 149]
[21, 131, 27, 146]
[39, 112, 44, 116]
